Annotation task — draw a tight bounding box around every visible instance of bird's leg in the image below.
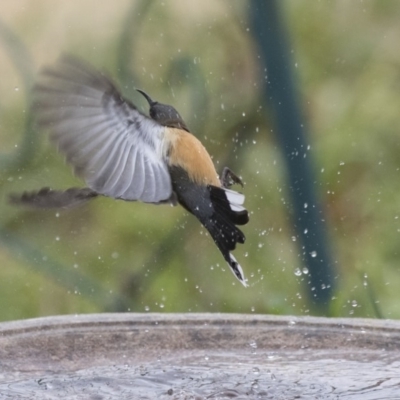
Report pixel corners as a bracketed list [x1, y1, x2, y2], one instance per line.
[220, 167, 244, 188]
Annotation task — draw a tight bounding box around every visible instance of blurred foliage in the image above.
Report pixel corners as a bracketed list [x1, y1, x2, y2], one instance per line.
[1, 0, 400, 321]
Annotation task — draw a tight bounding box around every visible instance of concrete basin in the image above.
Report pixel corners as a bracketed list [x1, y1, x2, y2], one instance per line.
[0, 313, 399, 399]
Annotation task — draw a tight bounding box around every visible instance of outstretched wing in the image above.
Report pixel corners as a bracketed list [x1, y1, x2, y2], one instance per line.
[33, 56, 172, 203]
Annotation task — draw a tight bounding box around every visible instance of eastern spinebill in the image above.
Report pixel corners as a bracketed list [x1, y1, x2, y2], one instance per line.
[10, 56, 250, 286]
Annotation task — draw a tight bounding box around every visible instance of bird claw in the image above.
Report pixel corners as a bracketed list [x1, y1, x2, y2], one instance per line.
[220, 167, 244, 188]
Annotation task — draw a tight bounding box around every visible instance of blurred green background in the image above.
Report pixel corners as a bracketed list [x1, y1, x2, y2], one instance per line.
[1, 0, 400, 321]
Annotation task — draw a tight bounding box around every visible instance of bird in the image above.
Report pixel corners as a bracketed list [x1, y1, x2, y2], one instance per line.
[10, 56, 250, 286]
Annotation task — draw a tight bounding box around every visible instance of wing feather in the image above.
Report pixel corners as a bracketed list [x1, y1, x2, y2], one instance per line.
[33, 56, 172, 203]
[126, 149, 146, 199]
[102, 141, 132, 194]
[94, 132, 127, 179]
[142, 160, 156, 202]
[111, 144, 137, 197]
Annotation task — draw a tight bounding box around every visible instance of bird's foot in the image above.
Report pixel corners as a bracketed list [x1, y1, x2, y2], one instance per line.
[220, 167, 244, 188]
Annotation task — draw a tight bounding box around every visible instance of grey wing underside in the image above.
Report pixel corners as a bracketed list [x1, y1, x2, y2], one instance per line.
[33, 56, 173, 203]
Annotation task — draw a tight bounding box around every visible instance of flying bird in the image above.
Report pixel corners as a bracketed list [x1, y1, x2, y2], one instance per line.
[10, 56, 249, 286]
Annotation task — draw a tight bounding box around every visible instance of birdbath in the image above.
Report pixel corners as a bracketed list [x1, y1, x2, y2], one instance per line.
[0, 313, 399, 399]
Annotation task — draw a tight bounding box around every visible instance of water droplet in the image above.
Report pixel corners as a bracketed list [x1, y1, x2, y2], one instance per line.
[310, 251, 317, 258]
[249, 340, 257, 349]
[294, 268, 302, 276]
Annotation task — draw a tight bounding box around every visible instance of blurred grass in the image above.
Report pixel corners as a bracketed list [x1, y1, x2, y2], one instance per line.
[1, 0, 400, 320]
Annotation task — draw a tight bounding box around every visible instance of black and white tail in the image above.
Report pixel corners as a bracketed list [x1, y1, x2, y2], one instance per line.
[202, 186, 249, 286]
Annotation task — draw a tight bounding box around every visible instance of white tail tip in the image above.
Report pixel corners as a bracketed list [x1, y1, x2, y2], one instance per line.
[228, 253, 248, 287]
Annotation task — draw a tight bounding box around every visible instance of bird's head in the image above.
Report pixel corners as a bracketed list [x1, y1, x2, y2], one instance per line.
[137, 89, 189, 131]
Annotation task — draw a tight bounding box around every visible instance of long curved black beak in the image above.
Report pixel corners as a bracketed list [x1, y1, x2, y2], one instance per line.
[136, 89, 156, 106]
